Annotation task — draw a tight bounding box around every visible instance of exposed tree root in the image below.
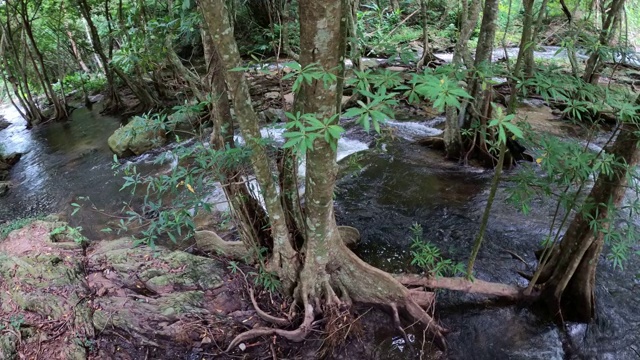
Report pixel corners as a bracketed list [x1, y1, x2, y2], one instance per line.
[396, 274, 525, 301]
[194, 230, 250, 260]
[390, 302, 411, 345]
[329, 244, 449, 351]
[248, 287, 291, 326]
[225, 242, 450, 353]
[226, 302, 316, 352]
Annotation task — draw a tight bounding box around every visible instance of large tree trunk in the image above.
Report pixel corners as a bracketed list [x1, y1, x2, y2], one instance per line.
[534, 122, 640, 321]
[201, 0, 448, 352]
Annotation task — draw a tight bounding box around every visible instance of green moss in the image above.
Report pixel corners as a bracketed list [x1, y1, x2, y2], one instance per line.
[0, 216, 46, 240]
[159, 291, 206, 317]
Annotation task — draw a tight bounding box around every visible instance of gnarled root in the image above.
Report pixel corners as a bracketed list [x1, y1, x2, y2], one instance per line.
[225, 301, 316, 352]
[226, 242, 449, 353]
[329, 243, 448, 351]
[248, 287, 291, 326]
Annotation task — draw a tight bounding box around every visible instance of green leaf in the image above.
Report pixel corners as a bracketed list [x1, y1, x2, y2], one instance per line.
[503, 122, 523, 139]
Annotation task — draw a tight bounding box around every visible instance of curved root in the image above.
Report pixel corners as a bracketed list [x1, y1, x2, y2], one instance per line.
[194, 230, 249, 260]
[249, 287, 291, 326]
[226, 302, 315, 352]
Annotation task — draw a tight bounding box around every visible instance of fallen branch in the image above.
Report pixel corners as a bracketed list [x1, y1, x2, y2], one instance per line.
[395, 274, 524, 301]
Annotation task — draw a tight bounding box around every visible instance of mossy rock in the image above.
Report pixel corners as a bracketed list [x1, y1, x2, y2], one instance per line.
[107, 115, 167, 157]
[167, 109, 201, 132]
[90, 238, 224, 292]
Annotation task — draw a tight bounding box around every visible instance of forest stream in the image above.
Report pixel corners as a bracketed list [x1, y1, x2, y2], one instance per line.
[1, 96, 639, 359]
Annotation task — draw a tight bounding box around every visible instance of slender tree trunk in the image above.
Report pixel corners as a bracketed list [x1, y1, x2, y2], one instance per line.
[443, 0, 481, 159]
[464, 0, 499, 134]
[200, 0, 299, 287]
[534, 122, 640, 321]
[582, 0, 625, 83]
[17, 0, 67, 121]
[77, 0, 121, 110]
[390, 0, 401, 12]
[523, 0, 549, 75]
[347, 0, 362, 70]
[0, 21, 45, 126]
[281, 0, 299, 60]
[201, 28, 272, 250]
[66, 28, 91, 73]
[416, 0, 437, 68]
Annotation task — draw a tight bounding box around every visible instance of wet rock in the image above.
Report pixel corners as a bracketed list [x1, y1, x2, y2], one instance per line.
[0, 153, 20, 194]
[264, 91, 280, 100]
[167, 109, 202, 132]
[258, 108, 287, 123]
[0, 182, 10, 195]
[1, 153, 21, 166]
[108, 115, 167, 157]
[0, 117, 10, 130]
[283, 93, 294, 108]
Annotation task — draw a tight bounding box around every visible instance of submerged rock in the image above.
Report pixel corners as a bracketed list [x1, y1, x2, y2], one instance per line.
[0, 181, 9, 195]
[0, 153, 21, 194]
[0, 117, 10, 130]
[108, 115, 167, 157]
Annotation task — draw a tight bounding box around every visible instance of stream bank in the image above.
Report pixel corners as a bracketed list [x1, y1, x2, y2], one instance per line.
[0, 84, 639, 358]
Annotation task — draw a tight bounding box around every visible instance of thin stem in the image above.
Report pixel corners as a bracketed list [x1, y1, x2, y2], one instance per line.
[467, 140, 507, 278]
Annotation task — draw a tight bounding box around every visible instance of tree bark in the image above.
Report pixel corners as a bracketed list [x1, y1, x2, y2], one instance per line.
[0, 12, 45, 126]
[534, 122, 640, 321]
[66, 28, 91, 73]
[16, 0, 68, 121]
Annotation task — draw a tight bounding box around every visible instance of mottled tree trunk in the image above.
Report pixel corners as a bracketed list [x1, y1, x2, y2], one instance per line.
[534, 122, 640, 321]
[201, 0, 448, 352]
[200, 0, 299, 288]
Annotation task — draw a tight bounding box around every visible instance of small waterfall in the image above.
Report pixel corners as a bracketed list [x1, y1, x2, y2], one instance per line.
[384, 120, 443, 141]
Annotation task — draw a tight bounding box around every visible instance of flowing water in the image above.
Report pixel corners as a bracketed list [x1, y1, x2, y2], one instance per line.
[0, 104, 639, 359]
